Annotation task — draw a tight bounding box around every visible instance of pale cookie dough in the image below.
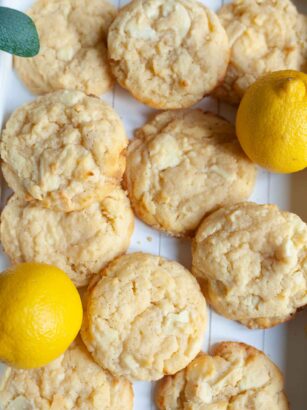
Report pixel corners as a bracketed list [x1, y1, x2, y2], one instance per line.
[14, 0, 116, 96]
[192, 202, 307, 329]
[108, 0, 229, 109]
[0, 338, 133, 410]
[1, 90, 128, 212]
[81, 253, 207, 381]
[156, 342, 289, 410]
[125, 110, 256, 237]
[214, 0, 301, 104]
[0, 189, 134, 287]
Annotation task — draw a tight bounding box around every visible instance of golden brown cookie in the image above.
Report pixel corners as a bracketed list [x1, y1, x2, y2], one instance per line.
[108, 0, 229, 109]
[125, 110, 256, 237]
[81, 252, 207, 381]
[1, 90, 128, 211]
[192, 202, 307, 329]
[156, 342, 289, 410]
[15, 0, 116, 96]
[214, 0, 301, 104]
[0, 338, 133, 410]
[0, 189, 134, 287]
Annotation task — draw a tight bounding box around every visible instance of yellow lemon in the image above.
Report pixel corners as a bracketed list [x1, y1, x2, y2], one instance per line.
[236, 70, 307, 173]
[0, 262, 82, 369]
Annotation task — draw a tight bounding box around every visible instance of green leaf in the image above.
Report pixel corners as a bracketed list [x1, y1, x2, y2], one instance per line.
[0, 7, 39, 57]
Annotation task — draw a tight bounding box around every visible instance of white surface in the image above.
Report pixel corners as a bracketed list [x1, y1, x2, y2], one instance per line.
[0, 0, 306, 409]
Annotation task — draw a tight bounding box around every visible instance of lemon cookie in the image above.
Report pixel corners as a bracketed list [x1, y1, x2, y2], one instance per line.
[108, 0, 229, 109]
[1, 90, 128, 211]
[1, 189, 134, 287]
[297, 14, 307, 71]
[214, 0, 300, 104]
[125, 110, 256, 237]
[0, 338, 133, 410]
[81, 253, 207, 381]
[14, 0, 116, 96]
[156, 342, 289, 410]
[192, 202, 307, 329]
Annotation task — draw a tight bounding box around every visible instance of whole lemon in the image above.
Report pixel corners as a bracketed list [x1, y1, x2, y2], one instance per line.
[236, 70, 307, 173]
[0, 263, 82, 369]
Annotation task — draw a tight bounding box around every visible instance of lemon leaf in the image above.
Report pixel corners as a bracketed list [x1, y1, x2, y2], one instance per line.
[0, 7, 39, 57]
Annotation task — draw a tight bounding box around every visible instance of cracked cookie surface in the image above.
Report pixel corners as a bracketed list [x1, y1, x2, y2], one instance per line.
[192, 202, 307, 329]
[0, 338, 133, 410]
[125, 110, 256, 237]
[1, 90, 128, 211]
[156, 342, 289, 410]
[1, 189, 134, 287]
[214, 0, 301, 104]
[81, 252, 207, 381]
[14, 0, 116, 96]
[108, 0, 229, 109]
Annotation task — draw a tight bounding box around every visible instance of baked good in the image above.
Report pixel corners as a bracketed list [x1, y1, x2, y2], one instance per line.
[125, 110, 256, 237]
[81, 252, 207, 381]
[14, 0, 116, 96]
[1, 90, 128, 211]
[156, 341, 289, 410]
[108, 0, 229, 109]
[192, 202, 307, 329]
[214, 0, 300, 104]
[297, 14, 307, 71]
[0, 338, 133, 410]
[0, 189, 134, 287]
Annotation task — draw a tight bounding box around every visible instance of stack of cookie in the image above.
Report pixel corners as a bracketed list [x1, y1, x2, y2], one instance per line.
[0, 90, 134, 287]
[1, 0, 138, 288]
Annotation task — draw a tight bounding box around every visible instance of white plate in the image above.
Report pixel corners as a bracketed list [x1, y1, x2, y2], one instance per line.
[0, 0, 306, 409]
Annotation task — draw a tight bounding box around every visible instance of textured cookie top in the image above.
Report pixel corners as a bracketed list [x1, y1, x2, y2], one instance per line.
[1, 90, 128, 211]
[125, 110, 256, 237]
[14, 0, 116, 96]
[192, 202, 307, 329]
[0, 339, 133, 410]
[214, 0, 300, 104]
[81, 253, 207, 381]
[297, 14, 307, 72]
[108, 0, 229, 109]
[156, 342, 289, 410]
[1, 189, 134, 287]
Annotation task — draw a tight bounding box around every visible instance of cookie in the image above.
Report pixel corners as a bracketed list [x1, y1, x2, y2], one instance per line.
[0, 189, 134, 287]
[108, 0, 229, 109]
[14, 0, 116, 96]
[192, 202, 307, 329]
[156, 341, 289, 410]
[81, 252, 207, 381]
[1, 90, 128, 212]
[0, 338, 133, 410]
[125, 110, 256, 237]
[297, 14, 307, 72]
[214, 0, 300, 104]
